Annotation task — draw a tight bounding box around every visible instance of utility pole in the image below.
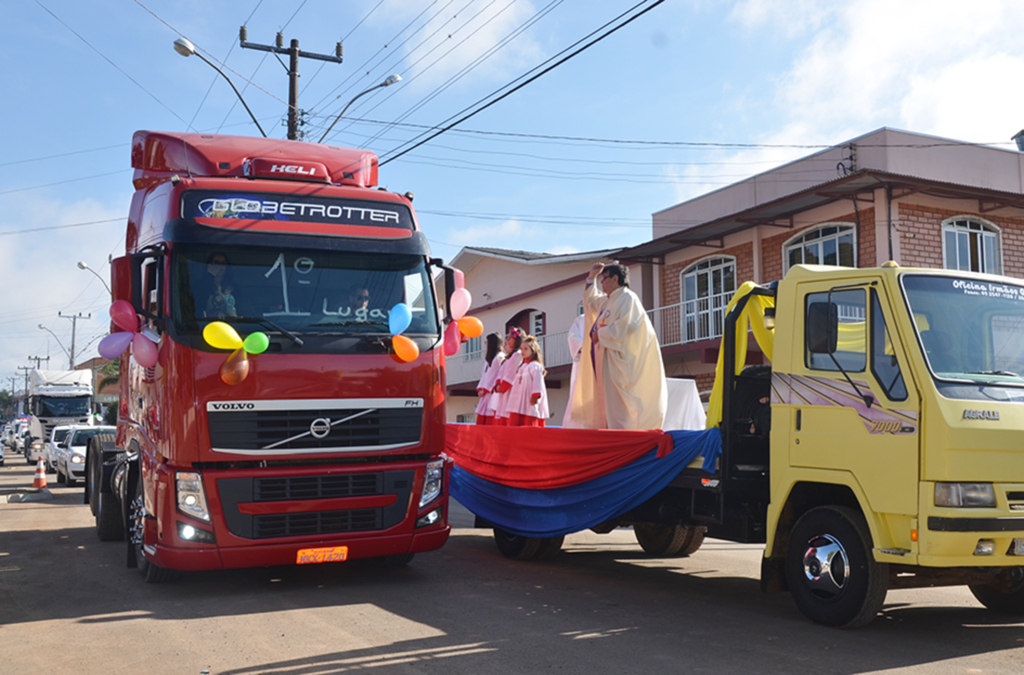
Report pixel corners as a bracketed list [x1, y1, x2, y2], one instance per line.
[59, 311, 91, 370]
[239, 27, 343, 140]
[27, 355, 50, 369]
[17, 366, 32, 413]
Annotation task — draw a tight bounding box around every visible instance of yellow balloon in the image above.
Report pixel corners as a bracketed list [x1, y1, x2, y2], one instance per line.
[392, 334, 420, 362]
[457, 315, 484, 338]
[204, 321, 243, 350]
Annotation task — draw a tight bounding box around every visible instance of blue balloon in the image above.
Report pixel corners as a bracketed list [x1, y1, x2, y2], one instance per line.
[389, 303, 413, 335]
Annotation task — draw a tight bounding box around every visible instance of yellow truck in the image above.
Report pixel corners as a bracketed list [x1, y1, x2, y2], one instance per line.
[458, 262, 1024, 628]
[710, 262, 1024, 627]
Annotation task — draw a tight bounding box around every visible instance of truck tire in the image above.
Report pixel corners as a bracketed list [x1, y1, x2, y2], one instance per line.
[785, 506, 888, 628]
[96, 488, 125, 541]
[493, 529, 542, 560]
[634, 524, 705, 557]
[969, 580, 1024, 615]
[535, 535, 565, 559]
[129, 470, 177, 583]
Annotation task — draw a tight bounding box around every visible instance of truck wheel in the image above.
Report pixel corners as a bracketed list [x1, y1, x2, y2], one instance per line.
[969, 580, 1024, 615]
[130, 475, 177, 583]
[493, 529, 542, 560]
[785, 506, 888, 628]
[535, 536, 565, 560]
[634, 523, 704, 557]
[96, 489, 125, 541]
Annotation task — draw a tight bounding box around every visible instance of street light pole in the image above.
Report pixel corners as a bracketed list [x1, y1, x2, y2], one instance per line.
[39, 325, 72, 368]
[77, 261, 112, 295]
[318, 74, 402, 144]
[173, 38, 267, 138]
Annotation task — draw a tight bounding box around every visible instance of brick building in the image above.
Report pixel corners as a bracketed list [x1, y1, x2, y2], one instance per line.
[445, 127, 1024, 422]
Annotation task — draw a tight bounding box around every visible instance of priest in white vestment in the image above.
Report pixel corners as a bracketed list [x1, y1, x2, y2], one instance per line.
[570, 262, 667, 430]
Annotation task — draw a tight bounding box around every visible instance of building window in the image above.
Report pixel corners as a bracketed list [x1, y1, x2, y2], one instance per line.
[785, 224, 856, 274]
[681, 256, 736, 342]
[942, 218, 1001, 274]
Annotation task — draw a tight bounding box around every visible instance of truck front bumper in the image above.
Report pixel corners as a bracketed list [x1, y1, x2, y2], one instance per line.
[148, 526, 451, 571]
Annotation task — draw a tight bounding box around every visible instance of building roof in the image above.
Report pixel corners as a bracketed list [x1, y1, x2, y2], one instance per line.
[622, 127, 1024, 262]
[451, 245, 624, 273]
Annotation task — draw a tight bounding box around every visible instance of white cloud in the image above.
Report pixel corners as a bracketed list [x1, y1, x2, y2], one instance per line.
[728, 0, 839, 36]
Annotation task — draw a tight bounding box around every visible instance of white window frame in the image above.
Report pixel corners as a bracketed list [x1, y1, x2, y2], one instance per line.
[783, 222, 857, 274]
[941, 216, 1002, 275]
[680, 255, 737, 342]
[464, 335, 483, 361]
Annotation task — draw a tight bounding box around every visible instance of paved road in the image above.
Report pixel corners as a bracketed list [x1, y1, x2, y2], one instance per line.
[2, 460, 1023, 675]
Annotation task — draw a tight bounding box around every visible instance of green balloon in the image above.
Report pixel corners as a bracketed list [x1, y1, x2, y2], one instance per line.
[243, 331, 270, 354]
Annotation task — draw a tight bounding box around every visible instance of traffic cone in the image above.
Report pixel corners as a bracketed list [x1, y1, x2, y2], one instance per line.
[33, 455, 47, 489]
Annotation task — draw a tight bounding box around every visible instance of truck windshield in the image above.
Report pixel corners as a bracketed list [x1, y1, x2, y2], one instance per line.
[172, 244, 439, 337]
[902, 275, 1024, 387]
[36, 396, 91, 417]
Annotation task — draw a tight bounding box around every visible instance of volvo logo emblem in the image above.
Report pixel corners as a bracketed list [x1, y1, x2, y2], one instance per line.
[309, 418, 332, 438]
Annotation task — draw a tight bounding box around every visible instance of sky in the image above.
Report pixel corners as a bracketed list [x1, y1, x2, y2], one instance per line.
[4, 0, 1024, 393]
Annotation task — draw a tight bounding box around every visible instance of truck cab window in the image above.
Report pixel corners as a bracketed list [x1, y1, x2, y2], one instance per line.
[870, 291, 907, 400]
[805, 289, 866, 372]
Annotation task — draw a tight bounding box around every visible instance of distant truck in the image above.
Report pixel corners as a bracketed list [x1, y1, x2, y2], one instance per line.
[25, 370, 93, 464]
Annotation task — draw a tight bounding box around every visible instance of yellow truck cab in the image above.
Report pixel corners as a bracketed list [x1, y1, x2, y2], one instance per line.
[741, 263, 1024, 626]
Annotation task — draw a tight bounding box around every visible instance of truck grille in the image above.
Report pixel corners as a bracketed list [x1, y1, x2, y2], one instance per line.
[217, 469, 414, 540]
[255, 474, 384, 501]
[254, 509, 382, 538]
[207, 404, 423, 454]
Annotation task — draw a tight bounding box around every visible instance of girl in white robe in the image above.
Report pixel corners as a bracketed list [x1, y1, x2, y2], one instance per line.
[474, 333, 505, 425]
[489, 329, 524, 425]
[508, 336, 549, 427]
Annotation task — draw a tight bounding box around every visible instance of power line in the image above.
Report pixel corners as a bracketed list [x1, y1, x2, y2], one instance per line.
[0, 218, 123, 237]
[35, 0, 190, 128]
[0, 171, 128, 197]
[356, 0, 565, 148]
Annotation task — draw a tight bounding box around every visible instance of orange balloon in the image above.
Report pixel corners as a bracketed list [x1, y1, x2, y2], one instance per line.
[457, 315, 484, 338]
[392, 334, 420, 362]
[219, 348, 250, 385]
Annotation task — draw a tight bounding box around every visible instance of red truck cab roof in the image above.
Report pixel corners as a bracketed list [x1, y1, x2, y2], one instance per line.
[131, 131, 378, 190]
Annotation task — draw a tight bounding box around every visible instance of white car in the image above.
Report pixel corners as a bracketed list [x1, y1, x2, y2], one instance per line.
[56, 426, 116, 487]
[44, 426, 73, 474]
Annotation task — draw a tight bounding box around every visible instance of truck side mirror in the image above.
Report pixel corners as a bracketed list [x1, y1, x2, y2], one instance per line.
[806, 302, 838, 354]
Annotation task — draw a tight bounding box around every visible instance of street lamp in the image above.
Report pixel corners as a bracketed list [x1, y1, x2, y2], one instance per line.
[39, 324, 72, 369]
[77, 261, 112, 295]
[173, 38, 267, 138]
[318, 74, 402, 144]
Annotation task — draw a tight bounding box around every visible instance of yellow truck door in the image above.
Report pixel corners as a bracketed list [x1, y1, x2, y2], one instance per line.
[778, 280, 920, 516]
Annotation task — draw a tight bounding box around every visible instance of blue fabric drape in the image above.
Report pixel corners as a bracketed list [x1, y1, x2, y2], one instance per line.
[449, 427, 721, 538]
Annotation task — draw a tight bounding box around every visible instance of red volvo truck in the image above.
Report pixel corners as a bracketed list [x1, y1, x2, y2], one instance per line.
[88, 131, 452, 581]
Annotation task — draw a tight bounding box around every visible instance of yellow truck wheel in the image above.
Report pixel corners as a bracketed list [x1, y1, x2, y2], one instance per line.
[785, 506, 888, 628]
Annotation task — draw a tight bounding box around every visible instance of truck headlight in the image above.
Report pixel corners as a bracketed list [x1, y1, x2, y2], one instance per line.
[70, 453, 85, 465]
[935, 482, 996, 508]
[419, 459, 444, 508]
[176, 471, 211, 522]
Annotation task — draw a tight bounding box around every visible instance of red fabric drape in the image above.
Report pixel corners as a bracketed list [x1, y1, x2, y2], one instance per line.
[444, 424, 674, 490]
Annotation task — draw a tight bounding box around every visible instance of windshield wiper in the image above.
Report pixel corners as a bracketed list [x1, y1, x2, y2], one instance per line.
[965, 370, 1021, 378]
[225, 316, 304, 347]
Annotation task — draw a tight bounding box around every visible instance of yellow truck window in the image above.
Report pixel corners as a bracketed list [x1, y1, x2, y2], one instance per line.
[870, 290, 907, 400]
[805, 289, 866, 371]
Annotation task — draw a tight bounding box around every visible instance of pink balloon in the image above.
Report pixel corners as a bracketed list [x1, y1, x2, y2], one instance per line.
[132, 332, 159, 368]
[450, 288, 472, 321]
[110, 300, 138, 333]
[444, 321, 461, 356]
[98, 331, 133, 359]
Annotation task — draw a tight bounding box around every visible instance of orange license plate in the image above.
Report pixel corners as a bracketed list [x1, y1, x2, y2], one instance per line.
[296, 546, 349, 564]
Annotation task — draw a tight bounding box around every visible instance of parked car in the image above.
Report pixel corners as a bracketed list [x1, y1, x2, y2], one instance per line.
[0, 436, 5, 466]
[44, 425, 72, 474]
[11, 420, 27, 454]
[56, 426, 115, 487]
